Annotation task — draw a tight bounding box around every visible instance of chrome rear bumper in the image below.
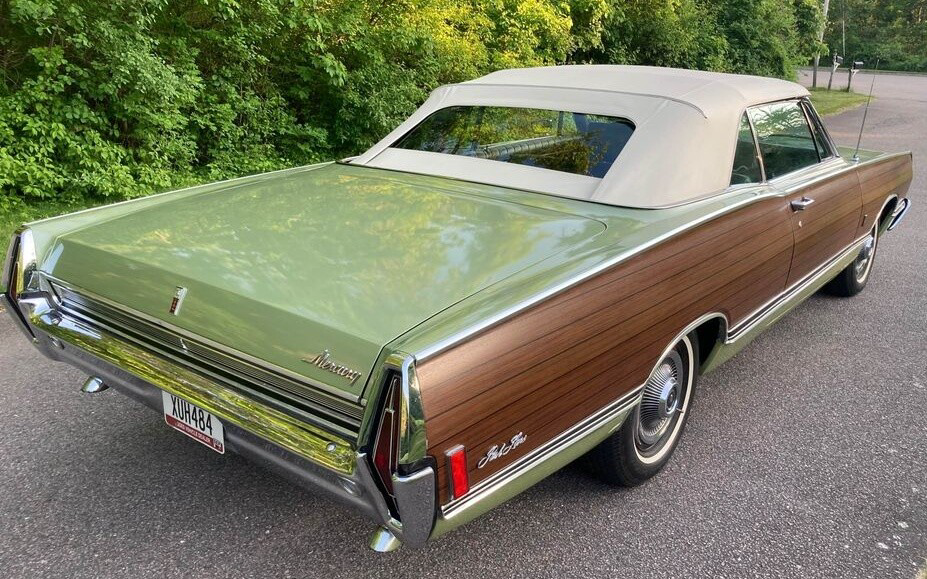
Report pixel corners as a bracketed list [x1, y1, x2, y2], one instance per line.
[2, 291, 436, 549]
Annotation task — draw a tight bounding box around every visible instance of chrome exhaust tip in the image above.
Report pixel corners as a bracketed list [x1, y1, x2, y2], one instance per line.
[368, 526, 402, 552]
[81, 376, 109, 393]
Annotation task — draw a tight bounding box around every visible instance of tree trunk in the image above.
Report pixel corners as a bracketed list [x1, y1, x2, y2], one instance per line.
[812, 0, 831, 89]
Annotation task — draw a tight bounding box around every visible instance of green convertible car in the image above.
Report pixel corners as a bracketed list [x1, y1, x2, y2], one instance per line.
[3, 65, 912, 551]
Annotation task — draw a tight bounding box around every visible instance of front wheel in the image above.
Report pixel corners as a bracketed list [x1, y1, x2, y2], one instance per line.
[584, 333, 698, 486]
[823, 224, 878, 297]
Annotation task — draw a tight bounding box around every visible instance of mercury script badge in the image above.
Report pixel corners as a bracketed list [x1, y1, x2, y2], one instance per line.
[477, 432, 528, 469]
[169, 286, 187, 316]
[302, 350, 362, 385]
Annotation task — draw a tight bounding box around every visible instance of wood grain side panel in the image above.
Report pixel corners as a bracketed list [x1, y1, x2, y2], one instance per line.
[418, 196, 796, 503]
[788, 202, 862, 278]
[855, 155, 913, 236]
[429, 249, 793, 499]
[424, 228, 792, 447]
[418, 197, 785, 415]
[786, 170, 861, 287]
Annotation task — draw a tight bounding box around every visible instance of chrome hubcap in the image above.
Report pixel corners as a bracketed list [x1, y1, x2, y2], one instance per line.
[638, 350, 684, 447]
[659, 377, 679, 418]
[854, 231, 876, 282]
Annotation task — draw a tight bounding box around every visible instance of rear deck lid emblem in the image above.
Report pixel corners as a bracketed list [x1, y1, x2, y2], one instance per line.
[169, 286, 188, 315]
[302, 350, 362, 384]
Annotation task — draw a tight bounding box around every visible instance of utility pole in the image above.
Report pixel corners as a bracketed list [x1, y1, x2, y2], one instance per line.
[812, 0, 831, 88]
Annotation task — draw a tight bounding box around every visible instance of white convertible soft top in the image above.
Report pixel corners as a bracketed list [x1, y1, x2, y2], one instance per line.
[351, 65, 809, 208]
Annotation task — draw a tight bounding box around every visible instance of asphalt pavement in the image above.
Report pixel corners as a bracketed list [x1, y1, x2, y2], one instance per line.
[0, 71, 925, 579]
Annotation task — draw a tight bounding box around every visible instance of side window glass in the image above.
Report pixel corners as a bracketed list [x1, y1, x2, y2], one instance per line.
[749, 101, 821, 179]
[731, 113, 763, 185]
[803, 101, 835, 159]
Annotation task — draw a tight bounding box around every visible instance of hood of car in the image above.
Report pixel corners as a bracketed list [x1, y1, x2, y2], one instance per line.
[41, 163, 606, 399]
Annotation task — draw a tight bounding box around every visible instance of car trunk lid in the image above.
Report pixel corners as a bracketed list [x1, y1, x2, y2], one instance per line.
[42, 163, 606, 401]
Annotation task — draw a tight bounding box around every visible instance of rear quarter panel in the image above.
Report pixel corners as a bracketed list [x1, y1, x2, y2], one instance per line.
[855, 153, 913, 236]
[416, 194, 796, 504]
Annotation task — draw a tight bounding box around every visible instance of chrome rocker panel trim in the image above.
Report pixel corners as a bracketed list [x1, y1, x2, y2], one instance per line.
[2, 291, 437, 548]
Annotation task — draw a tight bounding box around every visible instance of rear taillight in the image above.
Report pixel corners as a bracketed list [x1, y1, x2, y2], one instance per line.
[446, 445, 469, 499]
[3, 229, 37, 301]
[371, 374, 401, 499]
[3, 237, 19, 300]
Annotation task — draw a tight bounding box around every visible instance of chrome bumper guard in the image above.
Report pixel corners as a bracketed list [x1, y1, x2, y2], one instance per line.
[2, 291, 436, 548]
[887, 197, 910, 231]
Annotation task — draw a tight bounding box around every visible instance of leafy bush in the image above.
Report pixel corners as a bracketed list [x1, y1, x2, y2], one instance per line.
[0, 0, 825, 209]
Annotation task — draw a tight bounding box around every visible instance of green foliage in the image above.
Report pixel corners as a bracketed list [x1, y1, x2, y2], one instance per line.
[0, 0, 824, 209]
[824, 0, 927, 71]
[574, 0, 823, 78]
[574, 0, 729, 71]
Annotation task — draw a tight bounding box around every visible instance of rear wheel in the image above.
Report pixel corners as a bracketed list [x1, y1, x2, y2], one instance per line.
[823, 223, 878, 297]
[584, 333, 698, 486]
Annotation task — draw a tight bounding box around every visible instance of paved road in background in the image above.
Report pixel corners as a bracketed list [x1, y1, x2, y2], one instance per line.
[1, 72, 924, 579]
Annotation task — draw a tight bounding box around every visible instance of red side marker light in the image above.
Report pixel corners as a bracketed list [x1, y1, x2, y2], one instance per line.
[446, 445, 469, 499]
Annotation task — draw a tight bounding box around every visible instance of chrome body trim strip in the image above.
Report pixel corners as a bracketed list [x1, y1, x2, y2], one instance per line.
[397, 355, 428, 466]
[438, 384, 641, 516]
[852, 149, 912, 169]
[766, 156, 848, 192]
[46, 281, 363, 438]
[418, 150, 907, 364]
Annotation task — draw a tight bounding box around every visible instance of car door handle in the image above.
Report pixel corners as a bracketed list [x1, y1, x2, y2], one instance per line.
[790, 197, 815, 211]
